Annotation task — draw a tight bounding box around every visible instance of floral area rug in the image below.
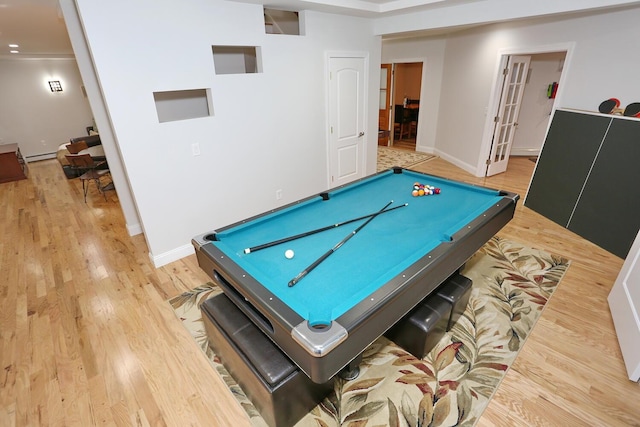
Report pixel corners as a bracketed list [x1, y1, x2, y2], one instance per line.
[377, 147, 436, 172]
[169, 237, 569, 427]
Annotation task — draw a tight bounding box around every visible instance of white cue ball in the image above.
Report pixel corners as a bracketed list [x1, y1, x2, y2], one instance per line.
[284, 249, 295, 259]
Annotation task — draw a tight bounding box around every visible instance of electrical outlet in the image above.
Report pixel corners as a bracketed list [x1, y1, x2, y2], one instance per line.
[191, 143, 201, 156]
[276, 189, 283, 200]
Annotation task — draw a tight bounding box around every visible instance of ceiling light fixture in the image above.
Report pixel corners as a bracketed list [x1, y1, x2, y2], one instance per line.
[9, 44, 19, 48]
[10, 50, 19, 54]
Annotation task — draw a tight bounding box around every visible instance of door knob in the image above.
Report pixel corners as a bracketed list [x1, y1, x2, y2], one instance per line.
[359, 132, 365, 137]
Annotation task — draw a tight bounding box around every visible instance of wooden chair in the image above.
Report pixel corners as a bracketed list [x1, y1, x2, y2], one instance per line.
[65, 154, 111, 202]
[394, 105, 411, 140]
[66, 140, 88, 154]
[407, 107, 419, 139]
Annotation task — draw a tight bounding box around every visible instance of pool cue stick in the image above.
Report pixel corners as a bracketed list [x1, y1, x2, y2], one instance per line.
[244, 203, 408, 254]
[288, 201, 393, 287]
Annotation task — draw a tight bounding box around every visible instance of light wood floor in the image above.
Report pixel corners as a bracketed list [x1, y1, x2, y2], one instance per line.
[1, 157, 638, 426]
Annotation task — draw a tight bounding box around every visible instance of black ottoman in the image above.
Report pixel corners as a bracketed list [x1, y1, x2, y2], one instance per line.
[436, 273, 473, 331]
[384, 292, 451, 359]
[201, 293, 332, 427]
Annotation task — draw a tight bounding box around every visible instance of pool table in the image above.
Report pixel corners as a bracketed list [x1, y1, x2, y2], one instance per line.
[192, 167, 519, 384]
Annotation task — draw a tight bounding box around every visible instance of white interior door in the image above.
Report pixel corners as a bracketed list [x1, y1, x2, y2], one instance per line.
[328, 56, 366, 188]
[608, 230, 640, 382]
[487, 55, 531, 176]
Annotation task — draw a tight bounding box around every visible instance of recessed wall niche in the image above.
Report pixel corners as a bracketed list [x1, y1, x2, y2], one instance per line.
[153, 89, 212, 123]
[264, 8, 301, 35]
[212, 46, 262, 75]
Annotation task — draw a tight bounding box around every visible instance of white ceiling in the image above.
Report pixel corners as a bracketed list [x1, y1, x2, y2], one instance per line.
[0, 0, 73, 58]
[2, 0, 639, 59]
[230, 0, 477, 17]
[0, 0, 476, 58]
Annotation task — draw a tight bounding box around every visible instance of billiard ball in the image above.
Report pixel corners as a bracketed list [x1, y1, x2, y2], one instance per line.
[285, 249, 295, 259]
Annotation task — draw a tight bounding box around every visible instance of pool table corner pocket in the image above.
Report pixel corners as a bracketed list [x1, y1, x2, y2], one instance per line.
[292, 320, 348, 357]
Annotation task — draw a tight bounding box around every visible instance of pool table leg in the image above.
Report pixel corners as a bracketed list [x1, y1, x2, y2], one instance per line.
[338, 353, 363, 381]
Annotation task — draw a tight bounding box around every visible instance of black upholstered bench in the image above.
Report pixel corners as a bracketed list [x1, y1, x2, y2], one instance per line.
[201, 293, 332, 427]
[384, 273, 472, 359]
[384, 291, 451, 359]
[436, 273, 472, 331]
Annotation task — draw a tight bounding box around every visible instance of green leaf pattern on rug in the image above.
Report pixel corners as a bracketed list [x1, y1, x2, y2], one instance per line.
[168, 236, 569, 427]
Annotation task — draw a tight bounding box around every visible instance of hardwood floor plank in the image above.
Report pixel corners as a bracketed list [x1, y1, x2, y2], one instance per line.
[87, 374, 116, 426]
[1, 160, 250, 426]
[1, 157, 638, 426]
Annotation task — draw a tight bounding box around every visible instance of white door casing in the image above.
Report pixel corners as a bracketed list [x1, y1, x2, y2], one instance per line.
[328, 55, 366, 188]
[487, 55, 531, 176]
[608, 229, 640, 382]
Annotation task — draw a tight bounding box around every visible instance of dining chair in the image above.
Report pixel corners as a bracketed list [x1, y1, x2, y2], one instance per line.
[394, 105, 411, 140]
[66, 140, 88, 154]
[65, 154, 111, 202]
[408, 107, 419, 139]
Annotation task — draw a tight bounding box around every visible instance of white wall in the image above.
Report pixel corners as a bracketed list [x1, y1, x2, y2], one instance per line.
[66, 0, 640, 265]
[374, 0, 640, 35]
[0, 58, 94, 159]
[382, 5, 640, 175]
[381, 37, 446, 154]
[437, 7, 640, 175]
[73, 0, 380, 266]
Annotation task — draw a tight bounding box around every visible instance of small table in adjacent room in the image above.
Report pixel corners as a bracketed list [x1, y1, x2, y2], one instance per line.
[0, 143, 28, 184]
[193, 167, 519, 384]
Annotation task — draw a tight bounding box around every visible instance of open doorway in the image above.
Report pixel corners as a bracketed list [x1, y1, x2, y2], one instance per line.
[378, 62, 423, 150]
[511, 52, 566, 157]
[392, 62, 423, 150]
[483, 48, 568, 177]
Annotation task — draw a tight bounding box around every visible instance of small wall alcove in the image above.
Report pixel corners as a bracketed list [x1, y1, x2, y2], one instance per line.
[212, 46, 262, 75]
[153, 89, 213, 123]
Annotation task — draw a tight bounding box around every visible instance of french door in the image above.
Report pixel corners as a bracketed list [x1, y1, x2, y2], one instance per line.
[487, 55, 530, 176]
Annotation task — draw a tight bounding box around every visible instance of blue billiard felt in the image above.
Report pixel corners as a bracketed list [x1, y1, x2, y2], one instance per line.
[212, 170, 502, 325]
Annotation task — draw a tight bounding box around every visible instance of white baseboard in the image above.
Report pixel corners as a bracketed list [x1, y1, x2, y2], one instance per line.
[26, 152, 56, 162]
[149, 243, 195, 268]
[126, 222, 143, 236]
[434, 149, 478, 176]
[510, 148, 541, 156]
[415, 145, 435, 155]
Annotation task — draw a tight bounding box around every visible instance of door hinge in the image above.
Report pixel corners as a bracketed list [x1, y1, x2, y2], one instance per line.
[486, 158, 492, 165]
[330, 126, 333, 134]
[494, 116, 500, 123]
[503, 67, 509, 75]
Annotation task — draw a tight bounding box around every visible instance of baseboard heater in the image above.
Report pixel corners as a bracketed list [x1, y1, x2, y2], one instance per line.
[26, 152, 56, 162]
